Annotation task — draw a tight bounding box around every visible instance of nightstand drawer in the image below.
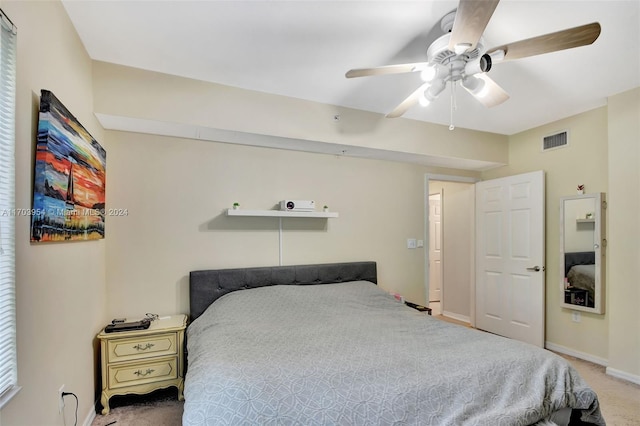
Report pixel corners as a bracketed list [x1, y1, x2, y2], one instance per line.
[107, 332, 177, 363]
[108, 357, 178, 389]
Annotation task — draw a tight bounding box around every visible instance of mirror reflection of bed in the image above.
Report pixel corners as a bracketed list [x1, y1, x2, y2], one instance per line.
[560, 192, 605, 314]
[564, 251, 595, 308]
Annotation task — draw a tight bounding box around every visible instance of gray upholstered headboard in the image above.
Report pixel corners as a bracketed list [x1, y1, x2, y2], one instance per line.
[189, 261, 377, 321]
[564, 251, 595, 276]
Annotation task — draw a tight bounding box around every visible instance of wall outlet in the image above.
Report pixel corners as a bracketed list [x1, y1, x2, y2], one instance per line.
[58, 384, 65, 414]
[572, 311, 581, 323]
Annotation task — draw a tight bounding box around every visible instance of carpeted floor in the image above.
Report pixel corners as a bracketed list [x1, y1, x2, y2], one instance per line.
[91, 388, 183, 426]
[561, 353, 640, 426]
[91, 341, 640, 426]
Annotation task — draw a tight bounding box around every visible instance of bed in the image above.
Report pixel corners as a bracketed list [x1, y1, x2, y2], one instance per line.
[184, 261, 604, 426]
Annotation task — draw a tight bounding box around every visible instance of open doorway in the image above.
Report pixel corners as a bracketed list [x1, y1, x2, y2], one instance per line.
[425, 175, 476, 324]
[428, 192, 442, 315]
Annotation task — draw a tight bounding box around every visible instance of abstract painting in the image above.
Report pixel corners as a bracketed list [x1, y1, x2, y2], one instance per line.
[31, 90, 106, 242]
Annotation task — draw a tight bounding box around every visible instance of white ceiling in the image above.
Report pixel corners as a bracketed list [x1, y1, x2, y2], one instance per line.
[62, 0, 639, 136]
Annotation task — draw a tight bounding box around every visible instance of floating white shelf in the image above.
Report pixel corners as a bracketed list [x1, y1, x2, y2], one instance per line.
[226, 209, 338, 218]
[576, 218, 595, 223]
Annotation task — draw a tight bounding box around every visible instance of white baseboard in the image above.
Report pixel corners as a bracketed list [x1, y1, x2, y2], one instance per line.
[546, 342, 640, 386]
[544, 341, 608, 366]
[83, 401, 97, 426]
[606, 367, 640, 386]
[442, 311, 471, 324]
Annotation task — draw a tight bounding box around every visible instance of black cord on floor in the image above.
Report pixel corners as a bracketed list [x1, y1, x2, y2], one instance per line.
[62, 392, 78, 426]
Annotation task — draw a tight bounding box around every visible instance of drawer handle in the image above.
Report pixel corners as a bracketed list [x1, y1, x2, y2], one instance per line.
[133, 343, 154, 351]
[134, 368, 155, 377]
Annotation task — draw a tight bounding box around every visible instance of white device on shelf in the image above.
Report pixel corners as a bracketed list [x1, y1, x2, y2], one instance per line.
[279, 200, 315, 212]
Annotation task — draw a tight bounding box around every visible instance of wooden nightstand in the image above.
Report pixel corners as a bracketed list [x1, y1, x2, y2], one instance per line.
[97, 314, 187, 415]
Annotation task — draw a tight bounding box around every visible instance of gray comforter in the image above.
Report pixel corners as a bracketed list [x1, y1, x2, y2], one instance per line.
[184, 281, 604, 425]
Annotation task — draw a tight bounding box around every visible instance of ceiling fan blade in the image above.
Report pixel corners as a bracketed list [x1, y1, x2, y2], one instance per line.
[386, 84, 429, 118]
[487, 22, 601, 62]
[448, 0, 500, 53]
[465, 74, 510, 108]
[345, 62, 429, 78]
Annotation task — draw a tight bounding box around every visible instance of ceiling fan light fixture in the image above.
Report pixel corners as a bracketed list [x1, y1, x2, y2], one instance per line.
[476, 84, 490, 98]
[431, 78, 447, 95]
[461, 75, 479, 91]
[488, 49, 505, 63]
[465, 54, 492, 76]
[420, 78, 447, 106]
[461, 75, 488, 98]
[419, 85, 436, 107]
[420, 65, 437, 82]
[421, 64, 448, 83]
[475, 74, 494, 98]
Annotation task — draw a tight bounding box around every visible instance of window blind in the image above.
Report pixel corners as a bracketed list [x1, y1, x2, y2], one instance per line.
[0, 8, 18, 408]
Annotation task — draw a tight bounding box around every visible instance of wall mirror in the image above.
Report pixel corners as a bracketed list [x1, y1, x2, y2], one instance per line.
[560, 192, 606, 314]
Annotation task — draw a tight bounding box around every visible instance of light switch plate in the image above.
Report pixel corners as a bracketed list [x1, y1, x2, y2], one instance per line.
[407, 238, 417, 249]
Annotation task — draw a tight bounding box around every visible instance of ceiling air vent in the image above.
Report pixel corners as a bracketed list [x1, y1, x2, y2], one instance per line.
[543, 131, 568, 151]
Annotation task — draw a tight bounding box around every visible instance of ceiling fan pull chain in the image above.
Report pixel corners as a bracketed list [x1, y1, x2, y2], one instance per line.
[449, 81, 456, 131]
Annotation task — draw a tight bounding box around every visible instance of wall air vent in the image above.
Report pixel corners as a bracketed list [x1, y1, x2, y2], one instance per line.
[542, 131, 568, 151]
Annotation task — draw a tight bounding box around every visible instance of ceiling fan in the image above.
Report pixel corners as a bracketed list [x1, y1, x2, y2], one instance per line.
[345, 0, 601, 127]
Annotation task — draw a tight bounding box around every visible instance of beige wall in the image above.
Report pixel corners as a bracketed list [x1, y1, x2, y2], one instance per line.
[0, 1, 107, 425]
[607, 87, 640, 380]
[92, 58, 498, 319]
[483, 107, 609, 361]
[104, 130, 480, 317]
[92, 61, 509, 167]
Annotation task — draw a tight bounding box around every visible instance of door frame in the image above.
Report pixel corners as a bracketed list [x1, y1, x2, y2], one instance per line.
[428, 191, 443, 308]
[424, 173, 479, 325]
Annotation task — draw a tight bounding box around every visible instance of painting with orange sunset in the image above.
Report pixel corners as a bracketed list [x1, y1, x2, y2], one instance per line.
[31, 90, 106, 242]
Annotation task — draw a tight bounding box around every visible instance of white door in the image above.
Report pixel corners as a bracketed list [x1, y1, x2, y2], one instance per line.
[475, 171, 545, 347]
[428, 193, 442, 305]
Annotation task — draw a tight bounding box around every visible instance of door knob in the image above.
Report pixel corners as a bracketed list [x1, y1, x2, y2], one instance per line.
[526, 266, 541, 272]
